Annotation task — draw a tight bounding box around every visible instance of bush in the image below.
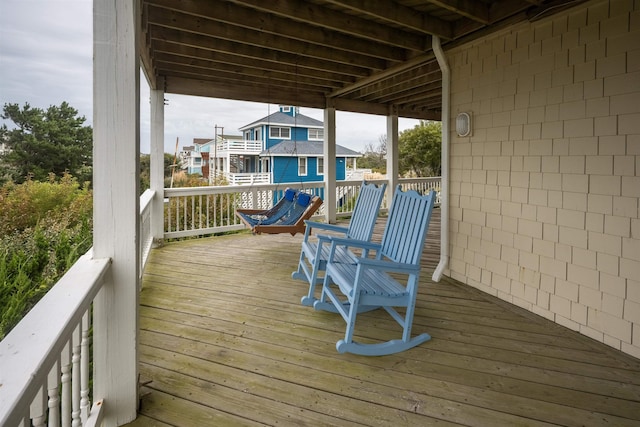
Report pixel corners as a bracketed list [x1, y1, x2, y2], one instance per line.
[0, 174, 93, 339]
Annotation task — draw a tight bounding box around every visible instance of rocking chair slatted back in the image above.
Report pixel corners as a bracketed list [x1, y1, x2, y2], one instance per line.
[380, 193, 433, 266]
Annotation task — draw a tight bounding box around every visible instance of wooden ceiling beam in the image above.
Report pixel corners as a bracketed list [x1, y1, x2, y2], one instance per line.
[426, 0, 490, 24]
[226, 0, 430, 52]
[164, 76, 327, 109]
[349, 61, 442, 100]
[329, 52, 437, 98]
[151, 40, 355, 86]
[147, 7, 392, 70]
[323, 0, 453, 39]
[147, 27, 373, 78]
[154, 55, 339, 91]
[360, 80, 442, 105]
[149, 0, 409, 62]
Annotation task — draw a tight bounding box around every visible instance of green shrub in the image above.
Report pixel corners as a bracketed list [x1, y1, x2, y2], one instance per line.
[0, 174, 93, 339]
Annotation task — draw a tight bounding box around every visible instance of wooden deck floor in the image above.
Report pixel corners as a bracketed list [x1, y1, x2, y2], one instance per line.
[127, 209, 640, 426]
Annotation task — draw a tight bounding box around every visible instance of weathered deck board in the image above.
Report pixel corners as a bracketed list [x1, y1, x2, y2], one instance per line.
[129, 209, 640, 426]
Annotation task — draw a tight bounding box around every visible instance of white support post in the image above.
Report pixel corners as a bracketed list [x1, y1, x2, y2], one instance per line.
[150, 86, 165, 246]
[324, 105, 337, 223]
[386, 108, 399, 204]
[92, 0, 140, 425]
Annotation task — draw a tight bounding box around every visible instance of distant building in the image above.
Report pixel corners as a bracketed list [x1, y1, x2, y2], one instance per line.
[199, 105, 361, 185]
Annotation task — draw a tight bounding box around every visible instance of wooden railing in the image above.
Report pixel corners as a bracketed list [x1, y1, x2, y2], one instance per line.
[164, 177, 441, 239]
[0, 251, 110, 427]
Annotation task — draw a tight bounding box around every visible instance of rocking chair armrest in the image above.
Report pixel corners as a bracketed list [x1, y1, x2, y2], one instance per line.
[356, 257, 420, 275]
[303, 220, 349, 235]
[326, 236, 382, 252]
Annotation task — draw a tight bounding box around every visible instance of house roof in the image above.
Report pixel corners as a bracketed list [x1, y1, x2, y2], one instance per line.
[239, 111, 324, 131]
[260, 140, 361, 157]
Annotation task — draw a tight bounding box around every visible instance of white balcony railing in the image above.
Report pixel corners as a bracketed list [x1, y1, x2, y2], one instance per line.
[215, 139, 262, 154]
[226, 172, 271, 185]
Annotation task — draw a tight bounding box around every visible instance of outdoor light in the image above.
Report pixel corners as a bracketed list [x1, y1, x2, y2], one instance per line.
[456, 112, 472, 137]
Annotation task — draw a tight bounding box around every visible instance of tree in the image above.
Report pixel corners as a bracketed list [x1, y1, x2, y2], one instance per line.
[399, 120, 441, 177]
[357, 135, 387, 173]
[139, 153, 175, 193]
[0, 102, 93, 184]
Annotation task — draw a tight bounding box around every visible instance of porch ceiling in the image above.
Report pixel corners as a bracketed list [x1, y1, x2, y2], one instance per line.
[140, 0, 584, 120]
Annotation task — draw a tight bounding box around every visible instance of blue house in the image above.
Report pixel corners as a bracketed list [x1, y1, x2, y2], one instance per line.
[208, 106, 361, 185]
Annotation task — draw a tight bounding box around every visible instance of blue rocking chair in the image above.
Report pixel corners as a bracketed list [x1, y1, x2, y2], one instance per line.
[292, 181, 386, 306]
[314, 186, 436, 356]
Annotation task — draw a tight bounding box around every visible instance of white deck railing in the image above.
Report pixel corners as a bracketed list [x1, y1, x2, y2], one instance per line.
[0, 251, 110, 427]
[139, 189, 155, 278]
[164, 177, 441, 239]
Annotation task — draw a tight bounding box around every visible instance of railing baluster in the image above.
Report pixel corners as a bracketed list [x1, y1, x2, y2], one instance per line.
[206, 195, 210, 228]
[29, 385, 46, 426]
[198, 194, 203, 230]
[61, 340, 72, 427]
[183, 196, 188, 231]
[47, 360, 61, 427]
[71, 325, 81, 427]
[175, 196, 180, 232]
[80, 310, 91, 423]
[191, 195, 195, 231]
[213, 193, 218, 227]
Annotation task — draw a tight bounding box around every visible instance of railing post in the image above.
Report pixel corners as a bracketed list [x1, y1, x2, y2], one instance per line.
[150, 84, 165, 246]
[386, 108, 399, 204]
[324, 105, 337, 223]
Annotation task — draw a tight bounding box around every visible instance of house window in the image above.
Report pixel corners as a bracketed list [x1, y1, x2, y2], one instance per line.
[270, 127, 290, 139]
[244, 130, 251, 140]
[317, 157, 324, 175]
[255, 128, 261, 141]
[298, 157, 307, 176]
[282, 106, 291, 112]
[308, 128, 324, 140]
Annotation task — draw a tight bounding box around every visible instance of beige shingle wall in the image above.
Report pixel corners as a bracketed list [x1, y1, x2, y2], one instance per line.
[447, 0, 640, 358]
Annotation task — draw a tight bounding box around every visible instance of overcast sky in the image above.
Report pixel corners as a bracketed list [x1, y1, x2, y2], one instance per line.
[0, 0, 420, 154]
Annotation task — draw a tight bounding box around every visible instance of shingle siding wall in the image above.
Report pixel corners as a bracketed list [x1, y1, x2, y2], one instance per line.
[448, 0, 640, 358]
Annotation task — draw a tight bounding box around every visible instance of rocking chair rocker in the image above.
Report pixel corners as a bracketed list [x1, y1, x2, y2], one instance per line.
[314, 186, 437, 356]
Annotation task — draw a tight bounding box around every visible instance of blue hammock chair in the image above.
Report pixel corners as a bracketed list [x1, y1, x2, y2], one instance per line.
[236, 189, 323, 236]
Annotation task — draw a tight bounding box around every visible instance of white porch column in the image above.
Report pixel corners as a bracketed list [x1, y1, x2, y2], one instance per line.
[386, 108, 399, 205]
[324, 105, 337, 223]
[92, 0, 139, 425]
[150, 86, 165, 245]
